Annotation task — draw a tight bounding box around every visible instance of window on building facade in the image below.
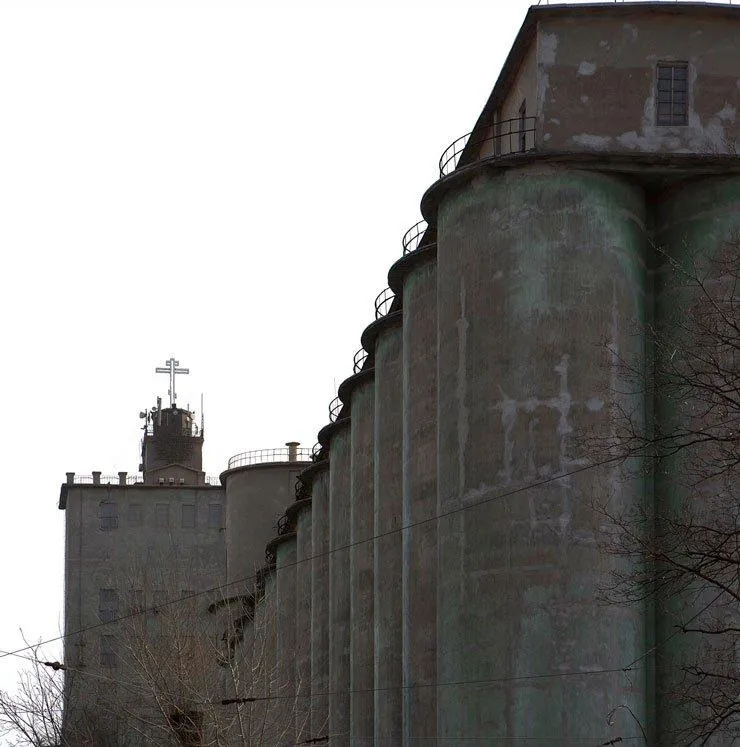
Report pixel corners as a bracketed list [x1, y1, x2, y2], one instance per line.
[128, 503, 143, 528]
[98, 588, 118, 623]
[657, 63, 688, 126]
[181, 504, 196, 528]
[153, 590, 167, 611]
[208, 503, 222, 529]
[99, 501, 118, 531]
[130, 588, 144, 613]
[100, 635, 117, 667]
[155, 503, 170, 528]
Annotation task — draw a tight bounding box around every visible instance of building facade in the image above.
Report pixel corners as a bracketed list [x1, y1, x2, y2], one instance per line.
[59, 3, 739, 745]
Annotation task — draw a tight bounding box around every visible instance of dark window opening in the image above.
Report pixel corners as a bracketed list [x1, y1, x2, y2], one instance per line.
[99, 588, 118, 623]
[656, 63, 688, 126]
[100, 635, 117, 667]
[182, 504, 196, 528]
[208, 503, 223, 529]
[99, 502, 118, 531]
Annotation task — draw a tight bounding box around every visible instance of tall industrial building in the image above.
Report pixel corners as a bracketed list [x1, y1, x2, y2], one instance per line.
[59, 2, 739, 745]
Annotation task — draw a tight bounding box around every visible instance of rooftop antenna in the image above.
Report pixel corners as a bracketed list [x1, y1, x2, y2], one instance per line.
[155, 357, 189, 408]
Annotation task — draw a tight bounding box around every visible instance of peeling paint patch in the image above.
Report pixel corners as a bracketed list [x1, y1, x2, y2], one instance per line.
[539, 32, 558, 66]
[717, 103, 736, 123]
[580, 95, 589, 105]
[586, 397, 604, 412]
[578, 61, 596, 76]
[623, 23, 638, 41]
[571, 134, 613, 150]
[599, 40, 609, 49]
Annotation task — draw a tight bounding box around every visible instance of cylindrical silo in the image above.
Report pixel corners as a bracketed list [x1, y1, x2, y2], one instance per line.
[222, 458, 308, 591]
[365, 311, 404, 743]
[652, 175, 740, 745]
[325, 417, 352, 744]
[390, 243, 439, 744]
[269, 530, 297, 746]
[251, 564, 277, 739]
[307, 460, 331, 739]
[433, 164, 648, 742]
[292, 494, 313, 742]
[340, 367, 376, 745]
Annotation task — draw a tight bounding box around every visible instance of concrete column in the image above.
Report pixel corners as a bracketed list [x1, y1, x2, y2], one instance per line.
[401, 254, 438, 743]
[275, 535, 297, 746]
[435, 165, 647, 742]
[92, 471, 101, 485]
[295, 500, 313, 742]
[118, 471, 127, 486]
[373, 316, 404, 743]
[310, 463, 331, 738]
[653, 176, 740, 744]
[328, 422, 352, 744]
[349, 375, 375, 744]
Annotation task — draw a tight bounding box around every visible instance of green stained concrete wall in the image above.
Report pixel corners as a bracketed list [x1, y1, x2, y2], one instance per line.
[436, 164, 649, 742]
[653, 176, 740, 745]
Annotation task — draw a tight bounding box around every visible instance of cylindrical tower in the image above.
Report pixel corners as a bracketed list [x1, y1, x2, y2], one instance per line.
[251, 565, 277, 737]
[222, 454, 308, 591]
[342, 366, 376, 744]
[652, 175, 740, 744]
[325, 415, 352, 744]
[292, 490, 313, 742]
[366, 311, 405, 742]
[307, 460, 331, 738]
[433, 163, 648, 742]
[269, 530, 297, 746]
[390, 237, 439, 744]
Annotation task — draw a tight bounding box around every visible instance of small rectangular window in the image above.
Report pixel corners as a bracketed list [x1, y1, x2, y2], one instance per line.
[99, 502, 118, 531]
[128, 504, 143, 528]
[99, 588, 118, 623]
[656, 63, 689, 126]
[130, 589, 144, 613]
[208, 503, 223, 529]
[181, 504, 196, 529]
[155, 503, 170, 528]
[100, 635, 117, 667]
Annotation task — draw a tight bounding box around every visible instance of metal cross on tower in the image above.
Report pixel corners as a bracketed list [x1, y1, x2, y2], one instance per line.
[155, 357, 190, 408]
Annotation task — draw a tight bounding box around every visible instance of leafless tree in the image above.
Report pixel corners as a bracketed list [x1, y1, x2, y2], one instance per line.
[592, 236, 739, 744]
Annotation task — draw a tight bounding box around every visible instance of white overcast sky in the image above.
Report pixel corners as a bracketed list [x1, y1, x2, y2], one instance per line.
[0, 0, 704, 709]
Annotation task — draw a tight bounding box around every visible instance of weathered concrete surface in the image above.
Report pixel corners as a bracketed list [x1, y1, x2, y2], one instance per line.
[653, 176, 740, 745]
[539, 10, 740, 155]
[373, 318, 404, 743]
[436, 164, 648, 743]
[328, 422, 352, 744]
[310, 463, 331, 738]
[401, 254, 438, 744]
[275, 535, 297, 746]
[349, 377, 375, 745]
[223, 464, 305, 589]
[251, 568, 277, 737]
[295, 501, 313, 741]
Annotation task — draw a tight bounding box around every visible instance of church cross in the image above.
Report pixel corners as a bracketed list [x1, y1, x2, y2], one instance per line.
[155, 357, 190, 408]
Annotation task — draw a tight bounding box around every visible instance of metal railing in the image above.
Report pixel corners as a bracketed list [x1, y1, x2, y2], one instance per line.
[402, 220, 435, 255]
[72, 474, 144, 486]
[353, 348, 369, 374]
[205, 475, 222, 486]
[329, 396, 344, 423]
[227, 447, 312, 470]
[537, 0, 733, 4]
[375, 287, 395, 319]
[439, 116, 537, 177]
[311, 442, 325, 461]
